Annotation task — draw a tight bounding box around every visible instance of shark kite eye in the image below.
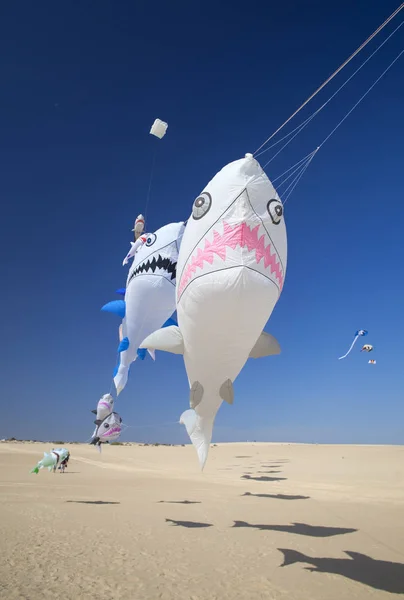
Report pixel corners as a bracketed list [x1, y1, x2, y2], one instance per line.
[145, 233, 157, 247]
[267, 199, 283, 225]
[104, 423, 110, 428]
[192, 192, 212, 220]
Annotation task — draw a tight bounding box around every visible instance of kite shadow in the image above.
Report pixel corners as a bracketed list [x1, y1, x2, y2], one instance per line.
[242, 475, 287, 482]
[233, 521, 357, 538]
[66, 500, 120, 505]
[279, 548, 404, 594]
[166, 518, 212, 529]
[235, 456, 252, 458]
[158, 500, 201, 505]
[242, 492, 310, 501]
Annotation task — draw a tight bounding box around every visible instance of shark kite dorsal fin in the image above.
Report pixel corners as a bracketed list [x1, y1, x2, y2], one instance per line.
[249, 332, 281, 358]
[140, 326, 184, 355]
[91, 409, 97, 414]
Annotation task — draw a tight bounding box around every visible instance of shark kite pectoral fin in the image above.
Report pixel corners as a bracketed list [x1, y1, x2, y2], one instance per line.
[219, 379, 234, 405]
[118, 337, 129, 353]
[179, 409, 214, 471]
[147, 349, 156, 361]
[101, 300, 126, 319]
[249, 332, 281, 358]
[140, 326, 184, 355]
[91, 409, 97, 415]
[190, 381, 204, 409]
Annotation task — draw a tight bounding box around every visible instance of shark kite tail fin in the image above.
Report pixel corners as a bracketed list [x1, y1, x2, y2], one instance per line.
[278, 548, 309, 567]
[180, 409, 214, 471]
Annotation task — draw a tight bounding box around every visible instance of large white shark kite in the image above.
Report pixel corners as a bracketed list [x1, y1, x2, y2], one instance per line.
[140, 153, 287, 469]
[103, 221, 186, 395]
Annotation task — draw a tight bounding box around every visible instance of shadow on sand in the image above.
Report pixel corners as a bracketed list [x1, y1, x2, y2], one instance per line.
[242, 475, 287, 482]
[242, 492, 310, 501]
[66, 500, 120, 505]
[279, 548, 404, 594]
[158, 500, 201, 504]
[233, 521, 357, 538]
[166, 518, 212, 529]
[257, 470, 282, 474]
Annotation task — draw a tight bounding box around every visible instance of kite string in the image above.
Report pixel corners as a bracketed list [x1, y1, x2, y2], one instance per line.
[121, 421, 180, 430]
[261, 112, 318, 167]
[276, 157, 314, 189]
[255, 111, 319, 158]
[256, 19, 403, 162]
[144, 144, 158, 224]
[282, 151, 319, 204]
[273, 42, 403, 204]
[318, 46, 404, 149]
[253, 2, 404, 155]
[272, 150, 319, 184]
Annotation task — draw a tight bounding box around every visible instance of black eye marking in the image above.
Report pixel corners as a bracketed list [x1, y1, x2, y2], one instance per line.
[192, 192, 212, 220]
[145, 233, 157, 247]
[267, 199, 283, 225]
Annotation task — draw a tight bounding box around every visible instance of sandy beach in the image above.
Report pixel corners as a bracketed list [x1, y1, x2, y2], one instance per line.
[1, 441, 403, 599]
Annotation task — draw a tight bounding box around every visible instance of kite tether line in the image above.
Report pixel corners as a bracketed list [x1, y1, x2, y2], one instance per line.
[254, 2, 404, 156]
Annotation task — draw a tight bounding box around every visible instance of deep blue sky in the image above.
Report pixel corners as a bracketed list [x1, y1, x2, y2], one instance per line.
[1, 0, 403, 444]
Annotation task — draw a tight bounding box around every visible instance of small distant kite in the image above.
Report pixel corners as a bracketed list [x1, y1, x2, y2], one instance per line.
[132, 214, 145, 241]
[150, 118, 168, 139]
[338, 330, 368, 360]
[368, 359, 376, 365]
[90, 411, 123, 449]
[361, 344, 373, 353]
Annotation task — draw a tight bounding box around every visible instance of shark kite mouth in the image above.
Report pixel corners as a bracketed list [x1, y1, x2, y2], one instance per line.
[102, 426, 122, 438]
[128, 254, 177, 284]
[178, 221, 284, 297]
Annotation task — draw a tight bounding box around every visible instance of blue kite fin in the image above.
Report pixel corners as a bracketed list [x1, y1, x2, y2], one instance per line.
[101, 300, 126, 318]
[115, 288, 126, 296]
[137, 348, 147, 360]
[117, 337, 129, 353]
[163, 316, 178, 328]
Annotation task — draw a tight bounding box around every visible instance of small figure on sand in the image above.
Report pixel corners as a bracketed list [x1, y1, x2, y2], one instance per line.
[57, 451, 70, 473]
[30, 447, 70, 474]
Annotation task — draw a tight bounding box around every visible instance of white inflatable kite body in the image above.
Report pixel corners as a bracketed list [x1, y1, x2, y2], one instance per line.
[31, 447, 69, 474]
[141, 154, 287, 468]
[150, 118, 168, 139]
[93, 393, 114, 421]
[132, 214, 145, 240]
[114, 221, 186, 394]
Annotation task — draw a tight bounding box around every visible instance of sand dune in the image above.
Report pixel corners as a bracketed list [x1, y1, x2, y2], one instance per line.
[1, 441, 403, 599]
